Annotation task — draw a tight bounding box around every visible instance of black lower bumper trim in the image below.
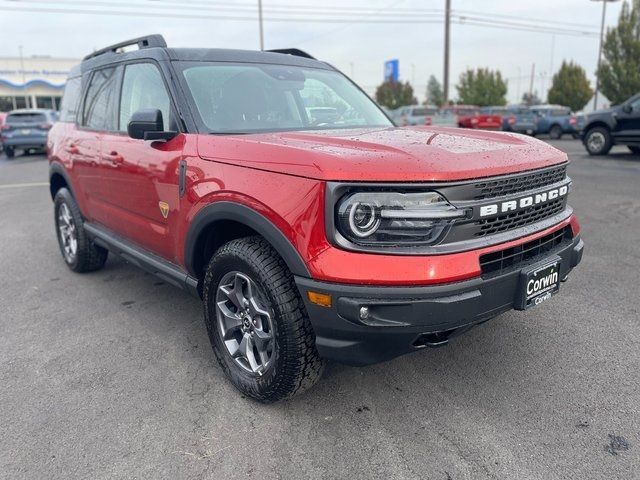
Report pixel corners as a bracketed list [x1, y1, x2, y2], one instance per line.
[296, 235, 583, 366]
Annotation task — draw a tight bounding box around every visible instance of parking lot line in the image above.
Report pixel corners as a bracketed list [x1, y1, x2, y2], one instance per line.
[0, 182, 48, 189]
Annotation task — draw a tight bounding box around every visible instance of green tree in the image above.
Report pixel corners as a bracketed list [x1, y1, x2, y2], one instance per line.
[455, 68, 507, 106]
[598, 0, 640, 104]
[548, 61, 593, 111]
[375, 80, 417, 109]
[425, 75, 444, 106]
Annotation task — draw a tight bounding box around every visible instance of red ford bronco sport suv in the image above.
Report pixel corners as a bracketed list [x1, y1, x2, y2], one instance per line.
[48, 36, 584, 402]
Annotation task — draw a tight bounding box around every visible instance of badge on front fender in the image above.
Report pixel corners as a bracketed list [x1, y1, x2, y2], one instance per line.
[515, 256, 562, 310]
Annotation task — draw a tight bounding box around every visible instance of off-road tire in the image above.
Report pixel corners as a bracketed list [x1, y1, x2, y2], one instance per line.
[549, 124, 563, 140]
[584, 126, 612, 156]
[203, 236, 324, 402]
[54, 188, 108, 272]
[4, 147, 14, 158]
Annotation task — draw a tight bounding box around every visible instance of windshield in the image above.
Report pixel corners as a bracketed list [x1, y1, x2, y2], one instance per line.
[179, 62, 392, 133]
[7, 113, 47, 124]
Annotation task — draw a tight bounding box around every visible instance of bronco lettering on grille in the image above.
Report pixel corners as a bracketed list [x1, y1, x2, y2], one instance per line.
[479, 184, 569, 218]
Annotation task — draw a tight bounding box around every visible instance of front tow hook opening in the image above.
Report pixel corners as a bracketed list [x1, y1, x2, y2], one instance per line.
[413, 330, 454, 348]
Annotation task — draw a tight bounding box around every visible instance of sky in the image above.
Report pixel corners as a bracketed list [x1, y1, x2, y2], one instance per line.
[0, 0, 626, 103]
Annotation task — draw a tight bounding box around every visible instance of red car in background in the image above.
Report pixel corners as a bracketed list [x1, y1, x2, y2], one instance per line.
[443, 105, 503, 130]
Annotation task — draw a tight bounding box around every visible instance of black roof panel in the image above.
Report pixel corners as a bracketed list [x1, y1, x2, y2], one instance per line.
[166, 48, 330, 69]
[70, 43, 331, 79]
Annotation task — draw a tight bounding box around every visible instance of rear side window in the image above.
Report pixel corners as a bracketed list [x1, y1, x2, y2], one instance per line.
[410, 108, 428, 116]
[59, 77, 82, 123]
[83, 67, 119, 130]
[6, 113, 47, 124]
[119, 63, 171, 131]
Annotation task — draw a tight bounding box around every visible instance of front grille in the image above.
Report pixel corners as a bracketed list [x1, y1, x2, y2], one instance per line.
[472, 165, 567, 200]
[479, 226, 572, 277]
[474, 197, 566, 237]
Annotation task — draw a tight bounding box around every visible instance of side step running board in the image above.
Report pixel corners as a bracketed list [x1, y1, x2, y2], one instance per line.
[84, 223, 200, 298]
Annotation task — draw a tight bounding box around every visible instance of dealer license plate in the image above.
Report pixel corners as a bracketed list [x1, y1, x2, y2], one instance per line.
[516, 257, 561, 310]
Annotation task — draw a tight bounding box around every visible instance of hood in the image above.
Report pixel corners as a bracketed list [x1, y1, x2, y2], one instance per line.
[588, 107, 616, 117]
[196, 126, 567, 182]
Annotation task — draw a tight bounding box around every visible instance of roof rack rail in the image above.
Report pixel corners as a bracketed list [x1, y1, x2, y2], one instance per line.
[266, 48, 315, 60]
[83, 34, 167, 61]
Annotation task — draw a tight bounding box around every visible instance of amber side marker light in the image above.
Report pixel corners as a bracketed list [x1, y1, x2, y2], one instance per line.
[307, 291, 332, 308]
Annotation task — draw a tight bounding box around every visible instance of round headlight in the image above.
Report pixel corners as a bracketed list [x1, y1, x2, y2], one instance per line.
[348, 202, 380, 237]
[335, 190, 467, 247]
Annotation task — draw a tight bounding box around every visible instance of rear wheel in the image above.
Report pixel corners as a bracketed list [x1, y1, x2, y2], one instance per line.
[54, 188, 108, 272]
[203, 236, 323, 402]
[4, 147, 14, 158]
[584, 127, 612, 155]
[549, 124, 563, 140]
[628, 146, 640, 155]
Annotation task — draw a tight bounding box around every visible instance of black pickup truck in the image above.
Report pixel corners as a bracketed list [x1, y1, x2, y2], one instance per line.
[581, 93, 640, 155]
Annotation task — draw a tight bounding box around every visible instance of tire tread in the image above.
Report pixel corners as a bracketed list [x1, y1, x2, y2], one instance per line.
[203, 236, 323, 402]
[54, 188, 108, 273]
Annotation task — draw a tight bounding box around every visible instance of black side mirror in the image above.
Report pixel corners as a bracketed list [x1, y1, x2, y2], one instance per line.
[622, 104, 633, 114]
[127, 109, 177, 141]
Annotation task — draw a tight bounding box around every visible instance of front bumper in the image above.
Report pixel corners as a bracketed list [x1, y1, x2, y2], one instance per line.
[296, 235, 583, 366]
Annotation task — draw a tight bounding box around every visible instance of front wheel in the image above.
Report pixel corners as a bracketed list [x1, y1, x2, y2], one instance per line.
[54, 188, 108, 272]
[4, 146, 14, 158]
[203, 236, 324, 402]
[549, 125, 563, 140]
[584, 127, 612, 155]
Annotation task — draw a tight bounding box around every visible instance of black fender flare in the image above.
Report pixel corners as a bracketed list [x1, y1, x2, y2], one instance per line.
[49, 162, 77, 200]
[184, 201, 311, 278]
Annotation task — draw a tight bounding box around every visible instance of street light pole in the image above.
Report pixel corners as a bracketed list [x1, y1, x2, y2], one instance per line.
[443, 0, 451, 104]
[592, 0, 619, 110]
[258, 0, 264, 50]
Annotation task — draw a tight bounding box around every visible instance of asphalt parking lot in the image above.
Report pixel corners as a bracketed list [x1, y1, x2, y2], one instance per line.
[0, 139, 639, 480]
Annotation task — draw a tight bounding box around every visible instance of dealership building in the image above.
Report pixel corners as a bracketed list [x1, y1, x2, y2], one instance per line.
[0, 56, 79, 112]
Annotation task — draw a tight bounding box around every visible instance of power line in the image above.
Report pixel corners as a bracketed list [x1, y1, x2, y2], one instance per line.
[3, 0, 601, 31]
[453, 9, 600, 29]
[0, 2, 600, 37]
[0, 5, 440, 23]
[292, 0, 409, 46]
[3, 0, 444, 18]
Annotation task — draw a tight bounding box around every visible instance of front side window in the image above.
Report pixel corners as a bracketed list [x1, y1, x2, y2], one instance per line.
[83, 67, 119, 130]
[119, 63, 171, 131]
[179, 62, 391, 133]
[628, 97, 640, 112]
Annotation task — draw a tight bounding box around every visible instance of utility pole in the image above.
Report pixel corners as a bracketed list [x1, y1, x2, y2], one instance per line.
[258, 0, 264, 50]
[516, 66, 522, 104]
[592, 0, 619, 110]
[443, 0, 451, 104]
[19, 45, 27, 109]
[529, 63, 536, 104]
[18, 45, 25, 84]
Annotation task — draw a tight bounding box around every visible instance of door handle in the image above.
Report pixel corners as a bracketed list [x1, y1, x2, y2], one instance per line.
[65, 143, 79, 154]
[102, 151, 124, 164]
